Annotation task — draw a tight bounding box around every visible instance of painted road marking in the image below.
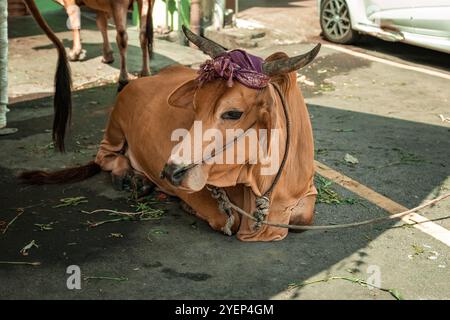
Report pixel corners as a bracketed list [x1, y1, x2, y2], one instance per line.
[324, 44, 450, 81]
[315, 160, 450, 247]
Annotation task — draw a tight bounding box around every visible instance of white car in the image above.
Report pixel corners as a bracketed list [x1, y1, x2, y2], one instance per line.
[317, 0, 450, 53]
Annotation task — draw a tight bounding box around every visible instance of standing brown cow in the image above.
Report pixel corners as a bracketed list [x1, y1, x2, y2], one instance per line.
[52, 0, 155, 89]
[22, 0, 154, 151]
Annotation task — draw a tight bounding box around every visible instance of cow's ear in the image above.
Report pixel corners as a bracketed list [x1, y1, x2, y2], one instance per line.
[168, 79, 198, 109]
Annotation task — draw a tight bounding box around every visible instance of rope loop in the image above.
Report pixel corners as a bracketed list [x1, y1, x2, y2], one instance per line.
[207, 186, 235, 236]
[253, 196, 270, 230]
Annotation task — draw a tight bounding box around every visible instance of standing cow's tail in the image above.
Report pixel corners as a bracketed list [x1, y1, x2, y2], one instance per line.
[146, 0, 154, 59]
[19, 161, 101, 185]
[23, 0, 72, 152]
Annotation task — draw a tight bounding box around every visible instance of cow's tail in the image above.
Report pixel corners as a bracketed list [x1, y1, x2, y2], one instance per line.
[23, 0, 72, 152]
[145, 0, 154, 59]
[19, 161, 101, 185]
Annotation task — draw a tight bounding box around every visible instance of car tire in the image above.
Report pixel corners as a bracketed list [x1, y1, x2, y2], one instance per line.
[320, 0, 359, 44]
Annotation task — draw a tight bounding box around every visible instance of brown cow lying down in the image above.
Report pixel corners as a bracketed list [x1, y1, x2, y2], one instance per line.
[20, 28, 321, 242]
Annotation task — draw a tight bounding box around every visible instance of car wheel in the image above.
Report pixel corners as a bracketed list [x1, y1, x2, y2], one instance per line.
[320, 0, 358, 44]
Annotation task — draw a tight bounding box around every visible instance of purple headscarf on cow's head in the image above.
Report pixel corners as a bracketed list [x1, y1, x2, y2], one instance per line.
[197, 49, 271, 89]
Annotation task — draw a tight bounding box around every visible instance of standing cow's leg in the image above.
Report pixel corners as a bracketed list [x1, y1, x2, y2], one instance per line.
[95, 11, 114, 64]
[62, 1, 83, 61]
[110, 0, 130, 91]
[137, 0, 153, 77]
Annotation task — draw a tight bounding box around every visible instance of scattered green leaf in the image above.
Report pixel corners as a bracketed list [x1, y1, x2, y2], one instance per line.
[109, 233, 124, 238]
[53, 196, 88, 208]
[152, 229, 167, 235]
[412, 244, 424, 256]
[315, 176, 358, 205]
[34, 222, 56, 231]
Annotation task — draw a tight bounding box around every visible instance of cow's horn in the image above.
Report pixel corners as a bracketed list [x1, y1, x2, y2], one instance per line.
[262, 43, 321, 76]
[182, 25, 226, 58]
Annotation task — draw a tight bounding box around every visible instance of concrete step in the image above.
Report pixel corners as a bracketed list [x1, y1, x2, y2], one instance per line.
[204, 26, 269, 49]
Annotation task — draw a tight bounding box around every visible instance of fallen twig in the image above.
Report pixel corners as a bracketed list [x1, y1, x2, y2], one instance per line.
[0, 261, 41, 266]
[86, 218, 128, 228]
[84, 276, 128, 282]
[34, 222, 57, 231]
[83, 207, 164, 228]
[2, 208, 24, 235]
[20, 240, 39, 256]
[9, 201, 45, 211]
[288, 276, 402, 300]
[82, 209, 142, 217]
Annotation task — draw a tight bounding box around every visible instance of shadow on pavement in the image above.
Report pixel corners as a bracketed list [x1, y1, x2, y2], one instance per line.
[239, 0, 312, 10]
[8, 9, 101, 39]
[32, 39, 182, 78]
[348, 35, 450, 72]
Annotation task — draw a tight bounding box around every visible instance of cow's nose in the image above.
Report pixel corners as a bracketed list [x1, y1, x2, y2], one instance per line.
[160, 163, 188, 186]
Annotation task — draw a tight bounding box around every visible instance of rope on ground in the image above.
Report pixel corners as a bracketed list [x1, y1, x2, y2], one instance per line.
[211, 187, 450, 231]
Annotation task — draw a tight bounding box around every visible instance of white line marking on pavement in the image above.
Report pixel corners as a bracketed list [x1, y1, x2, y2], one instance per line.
[316, 161, 450, 247]
[324, 44, 450, 81]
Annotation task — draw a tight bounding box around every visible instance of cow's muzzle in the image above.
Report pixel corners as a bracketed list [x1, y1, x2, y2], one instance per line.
[160, 163, 190, 186]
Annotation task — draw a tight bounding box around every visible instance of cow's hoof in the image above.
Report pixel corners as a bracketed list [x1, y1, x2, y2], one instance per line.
[101, 50, 114, 64]
[139, 70, 150, 77]
[68, 48, 84, 61]
[111, 172, 132, 191]
[117, 79, 129, 92]
[288, 214, 314, 233]
[131, 175, 156, 199]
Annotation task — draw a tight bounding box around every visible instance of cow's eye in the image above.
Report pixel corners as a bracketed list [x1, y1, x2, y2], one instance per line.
[221, 110, 243, 120]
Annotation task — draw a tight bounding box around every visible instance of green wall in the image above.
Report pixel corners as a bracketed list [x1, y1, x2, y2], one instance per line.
[35, 0, 63, 13]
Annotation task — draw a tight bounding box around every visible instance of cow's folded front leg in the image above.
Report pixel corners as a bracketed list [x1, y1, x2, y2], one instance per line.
[104, 154, 132, 190]
[288, 194, 316, 231]
[180, 200, 197, 216]
[177, 189, 240, 235]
